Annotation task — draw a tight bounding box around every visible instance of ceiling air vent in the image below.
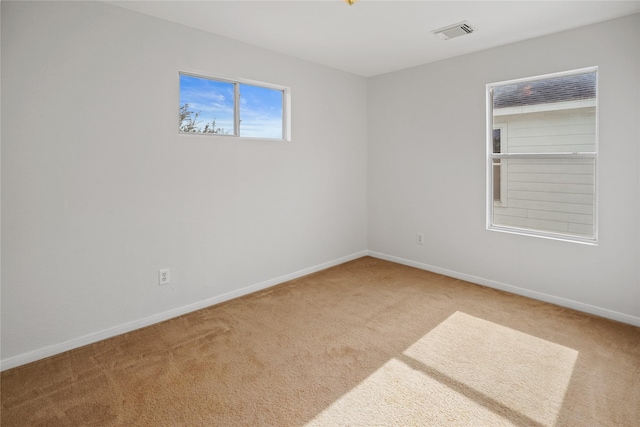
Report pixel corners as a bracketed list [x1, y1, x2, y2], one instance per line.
[433, 21, 476, 40]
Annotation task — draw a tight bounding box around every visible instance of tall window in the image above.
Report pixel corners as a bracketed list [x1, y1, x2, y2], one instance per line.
[179, 72, 290, 140]
[487, 68, 598, 244]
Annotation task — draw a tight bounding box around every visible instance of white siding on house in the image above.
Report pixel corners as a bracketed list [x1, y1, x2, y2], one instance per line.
[493, 107, 596, 238]
[499, 107, 596, 153]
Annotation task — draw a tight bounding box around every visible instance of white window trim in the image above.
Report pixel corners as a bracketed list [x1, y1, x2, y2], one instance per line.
[486, 66, 599, 245]
[179, 71, 291, 141]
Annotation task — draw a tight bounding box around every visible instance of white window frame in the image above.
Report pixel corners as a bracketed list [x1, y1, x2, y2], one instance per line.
[179, 71, 291, 141]
[486, 67, 598, 245]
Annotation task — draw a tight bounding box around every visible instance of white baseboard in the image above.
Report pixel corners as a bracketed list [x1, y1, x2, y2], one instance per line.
[367, 250, 640, 327]
[0, 250, 368, 372]
[4, 249, 637, 371]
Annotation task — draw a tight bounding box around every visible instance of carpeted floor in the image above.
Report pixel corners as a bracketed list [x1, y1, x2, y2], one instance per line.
[2, 256, 639, 426]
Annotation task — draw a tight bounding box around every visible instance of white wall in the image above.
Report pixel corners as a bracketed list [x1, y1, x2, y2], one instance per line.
[1, 1, 368, 367]
[2, 2, 639, 371]
[368, 14, 640, 324]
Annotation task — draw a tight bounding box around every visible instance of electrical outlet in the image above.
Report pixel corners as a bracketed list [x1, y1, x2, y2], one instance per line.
[159, 269, 170, 285]
[417, 233, 424, 245]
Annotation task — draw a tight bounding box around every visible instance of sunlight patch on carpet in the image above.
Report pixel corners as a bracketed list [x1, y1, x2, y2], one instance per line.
[306, 311, 578, 426]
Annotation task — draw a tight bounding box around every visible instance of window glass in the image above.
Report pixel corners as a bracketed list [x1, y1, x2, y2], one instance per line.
[240, 84, 283, 139]
[179, 73, 288, 140]
[493, 128, 502, 201]
[179, 74, 234, 134]
[488, 69, 597, 243]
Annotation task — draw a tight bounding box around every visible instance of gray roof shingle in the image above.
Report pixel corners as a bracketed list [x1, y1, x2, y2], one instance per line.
[494, 72, 596, 108]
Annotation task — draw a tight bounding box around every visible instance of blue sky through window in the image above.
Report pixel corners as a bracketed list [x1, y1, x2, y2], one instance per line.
[180, 74, 283, 138]
[240, 84, 283, 139]
[180, 75, 234, 134]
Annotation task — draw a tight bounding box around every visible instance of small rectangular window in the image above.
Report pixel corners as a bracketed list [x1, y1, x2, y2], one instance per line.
[179, 72, 290, 140]
[487, 68, 598, 244]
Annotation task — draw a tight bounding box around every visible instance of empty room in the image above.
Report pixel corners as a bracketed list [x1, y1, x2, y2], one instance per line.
[1, 1, 639, 426]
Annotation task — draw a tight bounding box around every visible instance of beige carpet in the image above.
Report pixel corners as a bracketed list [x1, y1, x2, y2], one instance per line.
[2, 257, 639, 426]
[307, 311, 577, 426]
